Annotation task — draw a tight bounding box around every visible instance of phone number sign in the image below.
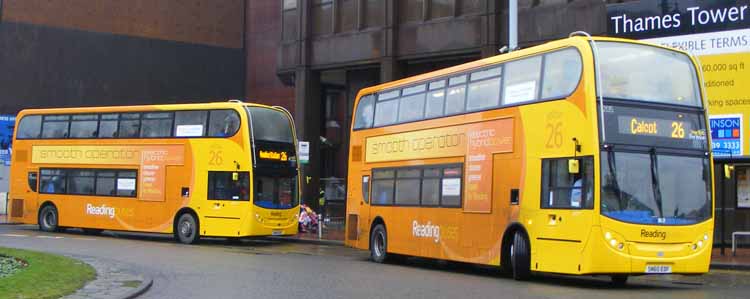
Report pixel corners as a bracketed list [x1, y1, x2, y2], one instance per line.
[710, 115, 743, 157]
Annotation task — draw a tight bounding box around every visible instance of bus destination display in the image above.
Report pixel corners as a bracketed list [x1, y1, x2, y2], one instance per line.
[617, 115, 702, 140]
[604, 105, 707, 150]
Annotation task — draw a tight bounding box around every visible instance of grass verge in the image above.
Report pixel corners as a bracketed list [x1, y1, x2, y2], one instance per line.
[0, 247, 96, 299]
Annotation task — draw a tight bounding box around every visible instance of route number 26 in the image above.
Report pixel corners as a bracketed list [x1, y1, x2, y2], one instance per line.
[671, 122, 685, 139]
[209, 150, 224, 165]
[546, 122, 563, 148]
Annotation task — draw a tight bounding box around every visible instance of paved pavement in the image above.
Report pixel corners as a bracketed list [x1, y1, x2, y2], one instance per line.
[2, 225, 750, 299]
[63, 257, 151, 299]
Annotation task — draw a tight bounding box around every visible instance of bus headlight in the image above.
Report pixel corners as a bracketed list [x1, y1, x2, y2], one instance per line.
[255, 214, 264, 223]
[703, 234, 709, 241]
[610, 239, 617, 247]
[605, 232, 612, 240]
[697, 240, 703, 248]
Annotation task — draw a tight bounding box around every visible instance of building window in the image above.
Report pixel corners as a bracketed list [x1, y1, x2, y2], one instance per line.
[457, 0, 483, 16]
[430, 0, 453, 19]
[363, 0, 385, 28]
[737, 167, 750, 208]
[283, 0, 299, 40]
[313, 0, 334, 36]
[400, 0, 425, 23]
[338, 0, 357, 32]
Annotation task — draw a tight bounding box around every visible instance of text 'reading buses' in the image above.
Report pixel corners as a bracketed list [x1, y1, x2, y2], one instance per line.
[345, 36, 714, 283]
[7, 102, 301, 244]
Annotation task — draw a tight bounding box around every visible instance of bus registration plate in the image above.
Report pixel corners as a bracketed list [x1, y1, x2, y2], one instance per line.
[645, 265, 672, 274]
[272, 230, 283, 236]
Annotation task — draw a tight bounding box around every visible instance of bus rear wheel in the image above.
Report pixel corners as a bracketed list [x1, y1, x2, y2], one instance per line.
[175, 213, 200, 244]
[370, 224, 388, 263]
[38, 205, 60, 232]
[511, 231, 531, 280]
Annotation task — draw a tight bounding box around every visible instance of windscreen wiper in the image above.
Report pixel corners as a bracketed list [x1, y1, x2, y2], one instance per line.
[605, 147, 626, 210]
[649, 148, 664, 220]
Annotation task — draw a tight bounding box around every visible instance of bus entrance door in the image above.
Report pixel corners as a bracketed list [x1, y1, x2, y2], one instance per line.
[14, 169, 39, 223]
[346, 171, 371, 248]
[533, 157, 594, 274]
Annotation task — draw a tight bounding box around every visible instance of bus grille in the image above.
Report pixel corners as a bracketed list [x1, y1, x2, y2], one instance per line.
[347, 214, 358, 240]
[11, 199, 23, 218]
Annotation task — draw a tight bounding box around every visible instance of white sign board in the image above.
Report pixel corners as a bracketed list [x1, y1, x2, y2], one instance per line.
[299, 141, 310, 164]
[175, 125, 204, 137]
[442, 178, 461, 196]
[117, 178, 137, 191]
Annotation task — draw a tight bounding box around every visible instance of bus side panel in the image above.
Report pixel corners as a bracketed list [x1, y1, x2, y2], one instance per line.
[489, 154, 522, 266]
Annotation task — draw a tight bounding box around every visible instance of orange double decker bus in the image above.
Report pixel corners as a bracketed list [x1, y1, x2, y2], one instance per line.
[345, 35, 714, 284]
[7, 101, 301, 244]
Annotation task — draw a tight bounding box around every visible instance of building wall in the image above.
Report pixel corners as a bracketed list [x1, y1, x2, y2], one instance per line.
[2, 0, 244, 48]
[245, 0, 295, 114]
[0, 0, 245, 115]
[271, 0, 623, 206]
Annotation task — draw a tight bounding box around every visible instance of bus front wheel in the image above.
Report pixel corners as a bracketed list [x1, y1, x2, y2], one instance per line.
[38, 205, 60, 232]
[175, 213, 200, 244]
[511, 231, 531, 280]
[370, 224, 388, 263]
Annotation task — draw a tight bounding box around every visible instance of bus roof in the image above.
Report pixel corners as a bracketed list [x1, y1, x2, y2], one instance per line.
[354, 36, 692, 101]
[15, 100, 287, 117]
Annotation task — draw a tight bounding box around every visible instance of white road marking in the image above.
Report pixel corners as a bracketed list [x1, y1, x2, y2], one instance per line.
[1, 234, 28, 237]
[36, 235, 64, 239]
[72, 237, 97, 241]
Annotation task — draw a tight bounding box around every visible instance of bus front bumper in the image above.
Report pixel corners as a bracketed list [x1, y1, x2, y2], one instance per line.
[581, 226, 712, 275]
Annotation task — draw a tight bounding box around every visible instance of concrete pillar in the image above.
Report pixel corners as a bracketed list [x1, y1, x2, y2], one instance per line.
[481, 0, 503, 58]
[380, 0, 403, 83]
[380, 57, 403, 84]
[294, 68, 322, 210]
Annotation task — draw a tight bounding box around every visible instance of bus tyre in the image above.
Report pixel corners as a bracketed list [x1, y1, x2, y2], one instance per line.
[611, 274, 628, 286]
[511, 231, 531, 281]
[176, 213, 200, 244]
[38, 205, 60, 232]
[370, 224, 388, 263]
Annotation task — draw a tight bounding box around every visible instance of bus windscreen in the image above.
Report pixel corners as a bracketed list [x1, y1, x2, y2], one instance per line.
[247, 107, 299, 210]
[597, 42, 702, 107]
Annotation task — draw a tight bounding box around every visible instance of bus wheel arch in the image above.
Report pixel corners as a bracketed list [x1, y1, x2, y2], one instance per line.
[174, 208, 201, 244]
[369, 217, 389, 263]
[501, 223, 531, 280]
[38, 201, 60, 232]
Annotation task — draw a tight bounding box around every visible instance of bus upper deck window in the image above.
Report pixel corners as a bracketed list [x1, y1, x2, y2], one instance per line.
[353, 95, 375, 129]
[209, 110, 240, 137]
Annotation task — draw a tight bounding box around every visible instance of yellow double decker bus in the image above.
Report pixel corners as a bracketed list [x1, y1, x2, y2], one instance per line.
[345, 35, 713, 284]
[7, 101, 301, 244]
